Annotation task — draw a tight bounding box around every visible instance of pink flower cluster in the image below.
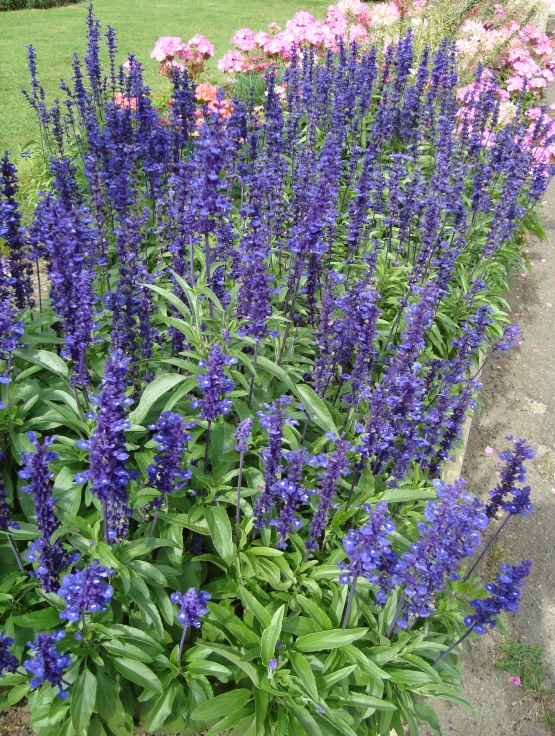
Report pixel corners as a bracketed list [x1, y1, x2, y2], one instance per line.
[151, 34, 214, 78]
[504, 25, 555, 96]
[217, 3, 405, 74]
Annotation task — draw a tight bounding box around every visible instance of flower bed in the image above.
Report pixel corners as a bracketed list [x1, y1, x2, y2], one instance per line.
[0, 2, 553, 735]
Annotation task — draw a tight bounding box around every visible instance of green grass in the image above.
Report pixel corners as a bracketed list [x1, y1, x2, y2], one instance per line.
[0, 0, 328, 160]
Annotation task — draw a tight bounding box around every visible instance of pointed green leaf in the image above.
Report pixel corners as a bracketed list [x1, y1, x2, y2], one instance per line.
[261, 605, 285, 664]
[295, 628, 368, 652]
[191, 689, 251, 721]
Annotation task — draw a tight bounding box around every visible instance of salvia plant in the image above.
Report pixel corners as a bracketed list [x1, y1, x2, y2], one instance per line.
[0, 5, 551, 735]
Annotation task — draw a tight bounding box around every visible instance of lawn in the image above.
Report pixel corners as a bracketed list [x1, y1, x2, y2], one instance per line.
[0, 0, 328, 160]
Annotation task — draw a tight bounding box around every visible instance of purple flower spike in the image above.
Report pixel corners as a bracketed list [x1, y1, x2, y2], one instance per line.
[392, 479, 488, 626]
[486, 437, 535, 519]
[0, 634, 18, 676]
[57, 560, 115, 623]
[148, 411, 196, 508]
[19, 433, 69, 592]
[234, 418, 252, 453]
[194, 344, 236, 422]
[23, 632, 71, 700]
[307, 435, 352, 552]
[338, 502, 397, 604]
[81, 350, 136, 543]
[464, 560, 532, 634]
[170, 588, 211, 629]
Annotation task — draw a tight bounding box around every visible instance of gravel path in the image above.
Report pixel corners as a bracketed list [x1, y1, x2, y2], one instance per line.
[430, 82, 555, 736]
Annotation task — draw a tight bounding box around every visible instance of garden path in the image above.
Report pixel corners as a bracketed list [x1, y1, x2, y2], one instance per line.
[430, 81, 555, 736]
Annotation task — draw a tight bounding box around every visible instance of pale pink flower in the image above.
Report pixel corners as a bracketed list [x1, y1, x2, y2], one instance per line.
[180, 34, 214, 63]
[509, 676, 521, 686]
[254, 31, 270, 48]
[231, 28, 257, 52]
[484, 447, 495, 455]
[217, 50, 247, 73]
[268, 22, 281, 32]
[151, 36, 186, 62]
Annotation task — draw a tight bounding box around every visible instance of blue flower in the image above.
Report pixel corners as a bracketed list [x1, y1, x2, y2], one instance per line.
[465, 560, 532, 634]
[170, 588, 211, 628]
[23, 632, 71, 700]
[0, 634, 18, 676]
[57, 560, 115, 623]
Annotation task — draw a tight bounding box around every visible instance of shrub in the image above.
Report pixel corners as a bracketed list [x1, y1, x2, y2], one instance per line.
[0, 5, 551, 735]
[0, 0, 81, 10]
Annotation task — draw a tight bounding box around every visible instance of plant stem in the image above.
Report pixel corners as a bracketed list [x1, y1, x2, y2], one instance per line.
[189, 234, 195, 284]
[236, 451, 245, 578]
[204, 232, 214, 319]
[386, 590, 406, 638]
[150, 499, 163, 538]
[432, 624, 475, 666]
[345, 470, 360, 510]
[342, 575, 359, 629]
[204, 420, 212, 475]
[8, 534, 24, 573]
[178, 624, 188, 661]
[103, 503, 110, 545]
[463, 514, 511, 583]
[248, 341, 259, 409]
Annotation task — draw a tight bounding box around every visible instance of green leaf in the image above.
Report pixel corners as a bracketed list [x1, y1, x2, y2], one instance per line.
[296, 595, 333, 631]
[295, 628, 368, 652]
[191, 689, 252, 722]
[328, 693, 397, 711]
[290, 652, 319, 701]
[239, 587, 272, 628]
[295, 385, 338, 435]
[260, 604, 285, 664]
[380, 488, 437, 503]
[187, 660, 233, 679]
[10, 608, 60, 630]
[255, 355, 298, 393]
[14, 349, 68, 378]
[205, 505, 234, 565]
[113, 658, 163, 694]
[71, 668, 97, 734]
[129, 374, 190, 425]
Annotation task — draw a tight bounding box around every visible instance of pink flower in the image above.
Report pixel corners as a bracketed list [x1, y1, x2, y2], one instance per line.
[268, 22, 281, 31]
[231, 28, 257, 52]
[527, 107, 543, 120]
[508, 676, 521, 687]
[254, 31, 271, 48]
[484, 447, 495, 455]
[286, 11, 316, 32]
[217, 50, 246, 73]
[180, 34, 214, 63]
[151, 36, 186, 62]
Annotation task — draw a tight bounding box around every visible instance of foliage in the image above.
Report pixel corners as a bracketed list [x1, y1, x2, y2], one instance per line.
[0, 0, 81, 11]
[0, 5, 551, 735]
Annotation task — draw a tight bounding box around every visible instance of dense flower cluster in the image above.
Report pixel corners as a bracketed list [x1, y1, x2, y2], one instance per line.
[170, 588, 211, 628]
[76, 352, 135, 542]
[486, 437, 535, 519]
[393, 479, 488, 626]
[193, 344, 236, 422]
[19, 433, 72, 592]
[147, 411, 196, 509]
[23, 631, 71, 700]
[464, 559, 533, 634]
[57, 561, 115, 623]
[0, 634, 18, 676]
[338, 502, 397, 603]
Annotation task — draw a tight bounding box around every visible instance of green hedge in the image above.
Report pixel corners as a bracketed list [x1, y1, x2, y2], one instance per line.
[0, 0, 82, 11]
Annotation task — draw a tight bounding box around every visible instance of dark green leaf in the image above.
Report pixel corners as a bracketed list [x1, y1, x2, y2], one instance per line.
[71, 668, 97, 734]
[191, 689, 252, 721]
